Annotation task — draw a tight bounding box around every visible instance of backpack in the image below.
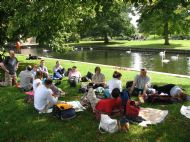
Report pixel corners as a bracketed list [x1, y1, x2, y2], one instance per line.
[69, 77, 78, 87]
[126, 100, 140, 118]
[52, 103, 76, 120]
[86, 71, 93, 80]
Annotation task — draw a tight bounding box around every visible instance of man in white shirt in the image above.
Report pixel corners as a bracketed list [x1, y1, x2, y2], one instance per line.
[34, 78, 58, 113]
[19, 65, 33, 91]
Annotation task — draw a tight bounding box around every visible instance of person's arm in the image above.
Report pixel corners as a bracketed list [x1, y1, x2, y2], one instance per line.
[129, 76, 137, 94]
[119, 80, 122, 92]
[53, 67, 57, 73]
[15, 58, 19, 70]
[47, 90, 58, 105]
[0, 63, 9, 73]
[143, 77, 151, 95]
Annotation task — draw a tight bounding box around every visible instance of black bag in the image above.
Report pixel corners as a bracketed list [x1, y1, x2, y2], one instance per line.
[52, 105, 76, 120]
[86, 71, 93, 80]
[69, 77, 78, 87]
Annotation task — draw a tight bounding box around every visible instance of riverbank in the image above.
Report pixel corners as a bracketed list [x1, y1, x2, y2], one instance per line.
[71, 39, 190, 54]
[0, 55, 190, 142]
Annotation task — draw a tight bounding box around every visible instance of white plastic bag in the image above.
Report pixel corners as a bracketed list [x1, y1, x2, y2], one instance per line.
[99, 114, 118, 133]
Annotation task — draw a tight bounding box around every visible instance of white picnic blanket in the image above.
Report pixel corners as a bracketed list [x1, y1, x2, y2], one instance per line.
[67, 101, 86, 112]
[180, 105, 190, 119]
[139, 108, 168, 127]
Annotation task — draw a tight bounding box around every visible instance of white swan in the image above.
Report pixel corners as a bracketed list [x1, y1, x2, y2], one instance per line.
[159, 51, 166, 57]
[43, 49, 49, 53]
[171, 54, 179, 60]
[126, 49, 131, 54]
[161, 56, 170, 63]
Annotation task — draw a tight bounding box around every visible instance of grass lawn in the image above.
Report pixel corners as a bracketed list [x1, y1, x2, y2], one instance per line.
[71, 39, 190, 50]
[0, 55, 190, 142]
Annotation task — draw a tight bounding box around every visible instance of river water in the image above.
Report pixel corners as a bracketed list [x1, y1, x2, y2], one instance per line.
[21, 48, 190, 75]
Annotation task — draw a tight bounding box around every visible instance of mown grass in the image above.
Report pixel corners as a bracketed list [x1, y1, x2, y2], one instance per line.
[0, 55, 190, 142]
[71, 39, 190, 50]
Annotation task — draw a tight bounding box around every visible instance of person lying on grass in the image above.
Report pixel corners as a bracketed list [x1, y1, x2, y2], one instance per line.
[153, 84, 187, 101]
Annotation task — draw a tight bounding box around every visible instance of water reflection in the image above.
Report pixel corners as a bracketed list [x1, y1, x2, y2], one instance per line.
[21, 48, 190, 75]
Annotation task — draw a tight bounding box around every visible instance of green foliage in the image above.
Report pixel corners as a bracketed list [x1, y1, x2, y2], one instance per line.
[78, 1, 135, 43]
[137, 0, 190, 45]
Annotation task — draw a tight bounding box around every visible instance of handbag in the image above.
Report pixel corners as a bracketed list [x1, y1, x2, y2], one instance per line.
[126, 100, 140, 117]
[99, 114, 118, 133]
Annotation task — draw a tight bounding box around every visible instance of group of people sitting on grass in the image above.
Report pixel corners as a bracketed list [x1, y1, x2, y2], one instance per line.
[0, 50, 188, 116]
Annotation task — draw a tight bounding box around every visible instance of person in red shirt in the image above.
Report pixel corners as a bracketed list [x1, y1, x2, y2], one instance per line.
[95, 88, 122, 115]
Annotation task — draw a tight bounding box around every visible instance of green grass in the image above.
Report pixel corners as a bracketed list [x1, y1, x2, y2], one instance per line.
[1, 55, 190, 142]
[70, 39, 190, 50]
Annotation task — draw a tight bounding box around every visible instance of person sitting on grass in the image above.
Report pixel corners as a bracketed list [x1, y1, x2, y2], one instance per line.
[104, 71, 122, 98]
[38, 59, 49, 78]
[87, 86, 121, 114]
[153, 84, 187, 101]
[91, 66, 106, 89]
[53, 60, 65, 80]
[34, 78, 58, 113]
[68, 66, 81, 87]
[129, 68, 151, 96]
[19, 65, 33, 91]
[31, 64, 38, 79]
[95, 88, 122, 116]
[33, 70, 43, 92]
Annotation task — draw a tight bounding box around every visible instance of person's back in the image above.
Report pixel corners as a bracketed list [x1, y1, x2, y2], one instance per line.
[95, 97, 121, 114]
[34, 79, 58, 112]
[33, 78, 42, 92]
[108, 78, 122, 94]
[34, 85, 57, 111]
[19, 70, 33, 88]
[95, 88, 122, 115]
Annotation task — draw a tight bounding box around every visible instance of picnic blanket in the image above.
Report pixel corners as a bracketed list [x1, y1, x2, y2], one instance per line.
[67, 101, 86, 112]
[138, 108, 168, 127]
[180, 105, 190, 119]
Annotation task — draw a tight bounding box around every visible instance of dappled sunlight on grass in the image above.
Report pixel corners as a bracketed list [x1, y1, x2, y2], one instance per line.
[0, 55, 190, 141]
[71, 39, 190, 49]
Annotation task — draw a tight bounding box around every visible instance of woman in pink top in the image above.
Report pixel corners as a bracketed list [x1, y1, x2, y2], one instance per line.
[68, 66, 81, 87]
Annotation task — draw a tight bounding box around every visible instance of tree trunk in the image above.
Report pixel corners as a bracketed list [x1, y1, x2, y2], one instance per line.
[104, 32, 109, 44]
[164, 9, 169, 45]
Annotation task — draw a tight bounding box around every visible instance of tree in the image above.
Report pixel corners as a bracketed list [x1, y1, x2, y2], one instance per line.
[77, 0, 135, 43]
[137, 0, 190, 45]
[1, 0, 97, 46]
